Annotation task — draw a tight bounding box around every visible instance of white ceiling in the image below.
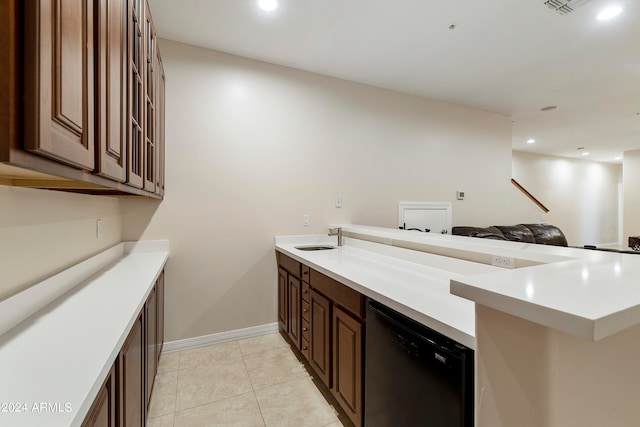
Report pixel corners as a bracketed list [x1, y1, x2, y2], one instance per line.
[148, 0, 640, 164]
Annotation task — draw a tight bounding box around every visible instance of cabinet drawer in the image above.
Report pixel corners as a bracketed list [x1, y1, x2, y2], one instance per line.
[310, 269, 365, 320]
[302, 300, 310, 322]
[302, 282, 310, 302]
[302, 319, 310, 342]
[277, 252, 301, 278]
[301, 338, 310, 360]
[302, 265, 311, 283]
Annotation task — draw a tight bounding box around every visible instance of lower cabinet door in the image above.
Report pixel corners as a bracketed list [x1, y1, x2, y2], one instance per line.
[287, 276, 301, 349]
[309, 289, 331, 387]
[278, 267, 289, 332]
[81, 364, 116, 427]
[145, 285, 157, 409]
[332, 306, 363, 427]
[119, 313, 145, 427]
[157, 270, 165, 360]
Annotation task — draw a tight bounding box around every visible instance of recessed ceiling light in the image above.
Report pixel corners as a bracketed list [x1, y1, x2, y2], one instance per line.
[257, 0, 278, 12]
[540, 105, 557, 112]
[615, 156, 623, 161]
[526, 139, 536, 144]
[597, 6, 622, 20]
[582, 152, 590, 156]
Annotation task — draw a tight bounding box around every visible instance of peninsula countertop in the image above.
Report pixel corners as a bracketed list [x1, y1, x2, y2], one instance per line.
[278, 225, 640, 344]
[276, 232, 501, 349]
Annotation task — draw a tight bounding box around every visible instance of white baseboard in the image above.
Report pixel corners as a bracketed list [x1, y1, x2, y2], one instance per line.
[162, 322, 279, 354]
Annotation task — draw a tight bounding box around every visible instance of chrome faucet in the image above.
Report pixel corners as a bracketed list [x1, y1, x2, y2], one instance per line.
[328, 227, 343, 247]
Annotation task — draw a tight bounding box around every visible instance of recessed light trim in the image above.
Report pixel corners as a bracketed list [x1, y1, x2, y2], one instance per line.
[257, 0, 278, 12]
[597, 6, 622, 20]
[540, 105, 557, 112]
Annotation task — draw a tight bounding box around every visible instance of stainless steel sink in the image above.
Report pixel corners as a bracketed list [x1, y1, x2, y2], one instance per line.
[294, 245, 337, 251]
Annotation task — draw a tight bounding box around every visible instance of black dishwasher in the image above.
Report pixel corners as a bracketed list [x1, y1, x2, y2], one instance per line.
[365, 299, 474, 427]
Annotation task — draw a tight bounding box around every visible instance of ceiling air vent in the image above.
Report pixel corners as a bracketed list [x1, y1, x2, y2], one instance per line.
[544, 0, 592, 15]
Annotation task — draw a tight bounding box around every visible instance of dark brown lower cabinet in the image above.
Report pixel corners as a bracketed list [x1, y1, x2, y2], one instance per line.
[287, 275, 302, 350]
[145, 285, 157, 409]
[83, 270, 165, 427]
[333, 306, 363, 427]
[156, 270, 165, 360]
[277, 267, 289, 332]
[277, 253, 365, 427]
[309, 289, 331, 387]
[81, 364, 116, 427]
[118, 312, 144, 427]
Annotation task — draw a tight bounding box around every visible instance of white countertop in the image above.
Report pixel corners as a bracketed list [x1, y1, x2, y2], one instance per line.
[0, 240, 169, 427]
[276, 232, 501, 349]
[293, 225, 640, 342]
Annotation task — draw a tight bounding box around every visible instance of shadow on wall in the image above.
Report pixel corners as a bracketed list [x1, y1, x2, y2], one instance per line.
[121, 199, 163, 242]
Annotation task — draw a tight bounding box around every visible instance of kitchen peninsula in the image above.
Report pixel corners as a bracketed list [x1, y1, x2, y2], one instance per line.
[276, 225, 640, 427]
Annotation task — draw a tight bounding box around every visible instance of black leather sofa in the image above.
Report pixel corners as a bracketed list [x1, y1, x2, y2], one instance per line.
[452, 224, 568, 246]
[453, 224, 640, 253]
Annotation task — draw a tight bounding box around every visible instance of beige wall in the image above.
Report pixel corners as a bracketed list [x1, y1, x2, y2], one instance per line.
[623, 149, 640, 241]
[512, 150, 621, 246]
[122, 39, 541, 342]
[0, 186, 122, 299]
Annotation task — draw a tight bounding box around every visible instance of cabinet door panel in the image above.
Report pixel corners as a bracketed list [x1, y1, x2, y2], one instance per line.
[119, 313, 144, 427]
[142, 0, 155, 192]
[333, 306, 363, 427]
[96, 0, 126, 181]
[24, 0, 95, 170]
[126, 0, 144, 188]
[154, 51, 165, 195]
[287, 276, 301, 349]
[156, 270, 165, 359]
[309, 289, 331, 387]
[278, 267, 289, 332]
[145, 286, 157, 409]
[81, 364, 116, 427]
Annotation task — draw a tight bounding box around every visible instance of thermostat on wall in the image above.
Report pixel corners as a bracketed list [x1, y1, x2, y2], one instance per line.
[456, 191, 465, 200]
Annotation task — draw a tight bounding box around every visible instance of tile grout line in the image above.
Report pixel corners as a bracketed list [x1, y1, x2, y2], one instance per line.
[240, 349, 269, 427]
[149, 333, 340, 426]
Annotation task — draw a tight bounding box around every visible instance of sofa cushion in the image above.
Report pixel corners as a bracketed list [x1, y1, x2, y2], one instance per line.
[451, 226, 506, 240]
[494, 225, 536, 243]
[520, 224, 568, 247]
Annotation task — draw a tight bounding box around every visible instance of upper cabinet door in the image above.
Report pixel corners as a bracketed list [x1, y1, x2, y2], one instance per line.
[154, 49, 165, 196]
[96, 0, 127, 182]
[142, 0, 156, 193]
[126, 0, 144, 188]
[23, 0, 96, 171]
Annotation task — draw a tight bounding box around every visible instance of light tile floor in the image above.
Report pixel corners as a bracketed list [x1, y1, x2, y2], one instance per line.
[147, 332, 345, 427]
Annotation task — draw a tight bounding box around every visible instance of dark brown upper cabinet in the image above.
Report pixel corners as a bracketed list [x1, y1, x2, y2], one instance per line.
[96, 0, 127, 182]
[0, 0, 165, 198]
[23, 0, 96, 170]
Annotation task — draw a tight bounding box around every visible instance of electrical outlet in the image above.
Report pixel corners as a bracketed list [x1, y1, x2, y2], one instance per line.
[302, 214, 310, 226]
[96, 219, 103, 238]
[335, 196, 343, 208]
[492, 255, 515, 269]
